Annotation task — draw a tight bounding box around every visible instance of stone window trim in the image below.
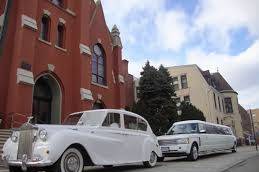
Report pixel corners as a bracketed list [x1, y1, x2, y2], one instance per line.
[56, 22, 66, 49]
[54, 45, 67, 52]
[91, 82, 109, 89]
[38, 37, 52, 46]
[79, 43, 91, 56]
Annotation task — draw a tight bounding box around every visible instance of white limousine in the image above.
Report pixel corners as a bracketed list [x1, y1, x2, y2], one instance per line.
[157, 120, 237, 161]
[2, 109, 162, 172]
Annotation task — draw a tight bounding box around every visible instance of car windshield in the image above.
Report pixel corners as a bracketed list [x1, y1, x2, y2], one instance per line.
[63, 111, 106, 126]
[63, 113, 83, 125]
[167, 123, 199, 135]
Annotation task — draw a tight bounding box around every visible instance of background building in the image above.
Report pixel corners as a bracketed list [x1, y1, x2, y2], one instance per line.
[248, 109, 259, 132]
[239, 105, 253, 143]
[0, 0, 134, 128]
[167, 65, 244, 140]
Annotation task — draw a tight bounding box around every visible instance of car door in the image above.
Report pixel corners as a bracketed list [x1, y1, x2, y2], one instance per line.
[93, 112, 128, 165]
[121, 114, 143, 163]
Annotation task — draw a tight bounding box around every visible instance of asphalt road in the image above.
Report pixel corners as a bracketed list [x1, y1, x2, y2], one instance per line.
[84, 146, 259, 172]
[0, 146, 258, 172]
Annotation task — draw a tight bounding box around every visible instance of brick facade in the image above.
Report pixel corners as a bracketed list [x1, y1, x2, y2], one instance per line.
[0, 0, 134, 128]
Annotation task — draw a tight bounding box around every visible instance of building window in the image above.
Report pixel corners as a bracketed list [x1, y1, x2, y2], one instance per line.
[217, 117, 219, 124]
[213, 93, 217, 109]
[40, 15, 50, 42]
[218, 96, 221, 112]
[52, 0, 63, 7]
[92, 44, 106, 85]
[181, 75, 188, 89]
[172, 77, 179, 91]
[56, 23, 65, 48]
[184, 95, 190, 103]
[225, 97, 233, 113]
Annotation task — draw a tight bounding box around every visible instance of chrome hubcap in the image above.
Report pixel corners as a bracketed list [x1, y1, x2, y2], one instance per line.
[150, 152, 157, 164]
[193, 147, 198, 159]
[64, 153, 80, 172]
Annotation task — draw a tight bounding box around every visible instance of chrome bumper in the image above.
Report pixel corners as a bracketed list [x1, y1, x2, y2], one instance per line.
[3, 155, 53, 171]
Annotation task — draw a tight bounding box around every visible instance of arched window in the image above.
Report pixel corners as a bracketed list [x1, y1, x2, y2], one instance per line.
[40, 15, 50, 41]
[52, 0, 63, 7]
[56, 23, 65, 48]
[92, 44, 106, 85]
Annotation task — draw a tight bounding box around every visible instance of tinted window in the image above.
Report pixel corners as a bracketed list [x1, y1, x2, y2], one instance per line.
[137, 118, 147, 131]
[124, 115, 138, 130]
[205, 124, 216, 134]
[167, 123, 198, 135]
[102, 113, 120, 128]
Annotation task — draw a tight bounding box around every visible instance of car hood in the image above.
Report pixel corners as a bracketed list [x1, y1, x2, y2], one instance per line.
[157, 134, 191, 140]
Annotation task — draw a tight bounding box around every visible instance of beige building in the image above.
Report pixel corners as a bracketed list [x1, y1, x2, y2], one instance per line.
[167, 65, 244, 139]
[249, 109, 259, 132]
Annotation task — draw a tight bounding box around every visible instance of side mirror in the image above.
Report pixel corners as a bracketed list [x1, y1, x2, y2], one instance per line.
[200, 130, 206, 133]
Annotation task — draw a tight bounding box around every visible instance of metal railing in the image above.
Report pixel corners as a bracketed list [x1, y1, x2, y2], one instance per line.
[0, 112, 28, 129]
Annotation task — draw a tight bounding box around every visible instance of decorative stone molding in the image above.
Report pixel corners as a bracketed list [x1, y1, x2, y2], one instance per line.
[118, 74, 125, 83]
[59, 18, 66, 24]
[97, 38, 102, 43]
[112, 70, 116, 84]
[111, 25, 122, 47]
[17, 68, 35, 85]
[43, 9, 51, 16]
[80, 88, 93, 101]
[79, 43, 91, 56]
[21, 15, 38, 31]
[48, 64, 55, 72]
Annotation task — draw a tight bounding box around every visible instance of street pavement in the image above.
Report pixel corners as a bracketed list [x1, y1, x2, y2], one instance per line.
[0, 146, 258, 172]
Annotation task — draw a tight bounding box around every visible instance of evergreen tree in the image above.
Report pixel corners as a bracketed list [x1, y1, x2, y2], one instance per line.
[179, 102, 206, 121]
[133, 62, 177, 135]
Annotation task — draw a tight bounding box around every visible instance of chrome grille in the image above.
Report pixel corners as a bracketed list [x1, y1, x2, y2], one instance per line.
[17, 129, 34, 160]
[158, 139, 177, 146]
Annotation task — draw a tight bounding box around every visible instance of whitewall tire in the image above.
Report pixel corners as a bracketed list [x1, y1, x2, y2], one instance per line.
[53, 147, 84, 172]
[143, 151, 157, 168]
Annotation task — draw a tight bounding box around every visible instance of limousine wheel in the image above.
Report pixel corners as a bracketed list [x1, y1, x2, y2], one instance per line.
[232, 144, 237, 153]
[53, 147, 84, 172]
[157, 157, 165, 162]
[187, 144, 199, 161]
[143, 151, 157, 168]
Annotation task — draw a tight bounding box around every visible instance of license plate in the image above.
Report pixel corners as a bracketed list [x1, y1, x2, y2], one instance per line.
[161, 147, 170, 152]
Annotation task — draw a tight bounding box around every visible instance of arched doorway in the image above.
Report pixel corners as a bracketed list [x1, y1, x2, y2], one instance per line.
[93, 100, 106, 110]
[32, 74, 62, 124]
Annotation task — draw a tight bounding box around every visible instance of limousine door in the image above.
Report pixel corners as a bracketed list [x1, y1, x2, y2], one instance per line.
[198, 123, 214, 153]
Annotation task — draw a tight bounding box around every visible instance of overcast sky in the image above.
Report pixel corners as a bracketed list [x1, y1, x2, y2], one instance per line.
[101, 0, 259, 109]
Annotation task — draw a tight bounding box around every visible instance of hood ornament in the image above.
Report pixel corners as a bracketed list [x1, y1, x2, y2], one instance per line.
[27, 116, 34, 124]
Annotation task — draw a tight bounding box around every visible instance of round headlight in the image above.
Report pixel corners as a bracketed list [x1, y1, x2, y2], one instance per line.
[11, 131, 18, 143]
[38, 129, 48, 141]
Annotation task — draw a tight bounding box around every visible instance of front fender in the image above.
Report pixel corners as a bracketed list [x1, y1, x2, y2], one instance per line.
[142, 137, 162, 161]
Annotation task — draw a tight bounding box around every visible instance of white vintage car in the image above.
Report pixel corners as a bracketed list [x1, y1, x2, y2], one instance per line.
[2, 109, 162, 172]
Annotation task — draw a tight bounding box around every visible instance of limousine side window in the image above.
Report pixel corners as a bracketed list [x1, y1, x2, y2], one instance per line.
[137, 118, 147, 131]
[102, 113, 121, 128]
[124, 115, 138, 130]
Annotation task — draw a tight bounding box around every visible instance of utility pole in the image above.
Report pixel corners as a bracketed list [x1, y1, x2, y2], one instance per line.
[250, 109, 258, 151]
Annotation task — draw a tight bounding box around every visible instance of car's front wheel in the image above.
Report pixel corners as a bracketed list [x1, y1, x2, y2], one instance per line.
[232, 143, 237, 153]
[52, 147, 84, 172]
[187, 144, 199, 161]
[143, 151, 157, 168]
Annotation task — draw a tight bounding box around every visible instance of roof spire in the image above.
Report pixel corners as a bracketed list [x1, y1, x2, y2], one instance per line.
[111, 25, 122, 47]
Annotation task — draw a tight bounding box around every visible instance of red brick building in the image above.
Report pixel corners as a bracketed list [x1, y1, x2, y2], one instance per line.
[0, 0, 134, 128]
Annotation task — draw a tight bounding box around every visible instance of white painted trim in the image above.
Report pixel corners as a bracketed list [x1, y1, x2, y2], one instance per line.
[80, 88, 94, 101]
[38, 38, 52, 46]
[91, 82, 109, 89]
[21, 15, 38, 30]
[17, 68, 35, 85]
[43, 9, 51, 16]
[59, 18, 66, 24]
[118, 74, 125, 83]
[55, 45, 67, 52]
[79, 43, 91, 56]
